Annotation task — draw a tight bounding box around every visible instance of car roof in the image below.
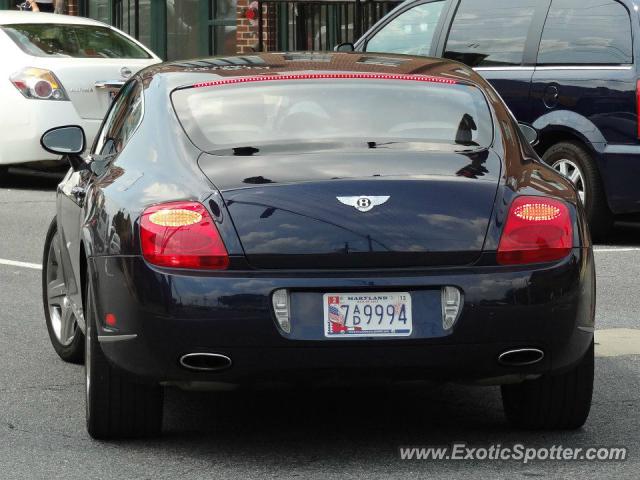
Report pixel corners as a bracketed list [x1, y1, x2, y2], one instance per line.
[141, 52, 483, 90]
[0, 11, 106, 27]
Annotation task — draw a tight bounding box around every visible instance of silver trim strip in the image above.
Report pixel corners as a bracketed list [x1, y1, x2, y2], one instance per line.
[179, 353, 232, 372]
[535, 66, 633, 71]
[498, 348, 545, 366]
[474, 65, 633, 72]
[98, 334, 138, 343]
[474, 67, 535, 72]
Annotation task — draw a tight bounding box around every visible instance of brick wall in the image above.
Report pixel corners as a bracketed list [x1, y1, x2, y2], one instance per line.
[64, 0, 78, 15]
[236, 0, 276, 54]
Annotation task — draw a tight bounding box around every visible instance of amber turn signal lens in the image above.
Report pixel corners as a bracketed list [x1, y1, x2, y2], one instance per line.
[513, 203, 561, 222]
[148, 209, 203, 227]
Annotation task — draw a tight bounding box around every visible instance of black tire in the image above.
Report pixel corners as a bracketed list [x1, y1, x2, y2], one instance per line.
[85, 278, 163, 439]
[501, 341, 594, 430]
[542, 141, 613, 239]
[0, 166, 9, 185]
[42, 217, 85, 364]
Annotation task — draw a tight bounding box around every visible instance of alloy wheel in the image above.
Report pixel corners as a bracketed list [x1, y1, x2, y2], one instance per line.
[552, 158, 586, 205]
[46, 232, 77, 347]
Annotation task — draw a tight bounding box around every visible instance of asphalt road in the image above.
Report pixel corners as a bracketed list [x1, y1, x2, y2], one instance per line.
[0, 171, 638, 480]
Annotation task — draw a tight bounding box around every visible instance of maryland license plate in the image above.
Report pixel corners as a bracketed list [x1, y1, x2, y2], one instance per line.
[323, 292, 412, 338]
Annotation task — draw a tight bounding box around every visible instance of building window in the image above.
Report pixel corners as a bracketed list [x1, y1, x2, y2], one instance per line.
[85, 0, 238, 61]
[138, 0, 151, 50]
[167, 0, 237, 60]
[112, 0, 152, 50]
[210, 0, 237, 56]
[88, 0, 110, 23]
[167, 0, 201, 60]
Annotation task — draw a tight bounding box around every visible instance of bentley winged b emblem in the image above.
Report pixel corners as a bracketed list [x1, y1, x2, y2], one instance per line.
[337, 196, 391, 212]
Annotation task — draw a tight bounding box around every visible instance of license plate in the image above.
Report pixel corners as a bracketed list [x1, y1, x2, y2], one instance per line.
[323, 292, 412, 338]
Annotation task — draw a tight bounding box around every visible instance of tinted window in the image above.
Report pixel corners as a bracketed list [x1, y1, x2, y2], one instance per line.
[366, 1, 445, 56]
[172, 78, 493, 151]
[93, 81, 144, 156]
[444, 0, 537, 67]
[2, 23, 150, 59]
[538, 0, 632, 65]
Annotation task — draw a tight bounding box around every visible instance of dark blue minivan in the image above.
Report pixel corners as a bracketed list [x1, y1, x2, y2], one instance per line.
[349, 0, 640, 237]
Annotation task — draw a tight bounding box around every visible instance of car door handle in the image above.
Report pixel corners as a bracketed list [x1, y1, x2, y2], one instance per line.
[94, 81, 126, 91]
[543, 85, 560, 109]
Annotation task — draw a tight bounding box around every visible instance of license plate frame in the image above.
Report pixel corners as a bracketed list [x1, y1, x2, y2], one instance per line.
[323, 292, 412, 338]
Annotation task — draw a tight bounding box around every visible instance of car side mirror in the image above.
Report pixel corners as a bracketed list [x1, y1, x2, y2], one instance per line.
[334, 42, 355, 52]
[41, 125, 87, 171]
[518, 123, 538, 145]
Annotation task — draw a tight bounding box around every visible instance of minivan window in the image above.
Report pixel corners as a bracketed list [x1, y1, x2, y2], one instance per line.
[444, 0, 538, 67]
[2, 23, 151, 59]
[172, 79, 494, 151]
[366, 1, 445, 56]
[537, 0, 632, 65]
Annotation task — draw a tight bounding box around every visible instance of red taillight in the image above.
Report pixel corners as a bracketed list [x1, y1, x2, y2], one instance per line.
[105, 313, 117, 327]
[140, 201, 229, 270]
[497, 196, 573, 265]
[10, 67, 68, 100]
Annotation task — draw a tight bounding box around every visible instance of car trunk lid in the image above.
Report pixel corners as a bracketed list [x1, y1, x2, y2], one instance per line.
[199, 148, 502, 269]
[48, 59, 154, 119]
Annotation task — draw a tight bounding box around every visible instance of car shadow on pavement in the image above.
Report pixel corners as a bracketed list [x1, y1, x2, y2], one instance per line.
[148, 383, 597, 464]
[601, 222, 640, 247]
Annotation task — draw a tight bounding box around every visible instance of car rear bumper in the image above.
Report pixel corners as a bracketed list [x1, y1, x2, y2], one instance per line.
[88, 248, 595, 386]
[0, 98, 101, 165]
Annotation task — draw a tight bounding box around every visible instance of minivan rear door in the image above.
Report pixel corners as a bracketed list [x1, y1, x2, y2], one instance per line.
[438, 0, 552, 123]
[529, 0, 637, 145]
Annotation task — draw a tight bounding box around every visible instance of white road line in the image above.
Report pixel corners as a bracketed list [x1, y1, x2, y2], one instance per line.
[595, 329, 640, 358]
[0, 258, 42, 270]
[594, 247, 640, 253]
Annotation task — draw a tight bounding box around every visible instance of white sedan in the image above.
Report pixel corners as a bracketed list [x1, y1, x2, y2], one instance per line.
[0, 11, 160, 172]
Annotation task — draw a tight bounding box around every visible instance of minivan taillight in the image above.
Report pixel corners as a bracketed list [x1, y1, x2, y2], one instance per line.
[140, 201, 229, 270]
[497, 196, 573, 265]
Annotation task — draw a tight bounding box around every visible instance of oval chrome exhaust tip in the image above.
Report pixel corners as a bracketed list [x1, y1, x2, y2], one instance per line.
[498, 348, 544, 367]
[179, 353, 232, 372]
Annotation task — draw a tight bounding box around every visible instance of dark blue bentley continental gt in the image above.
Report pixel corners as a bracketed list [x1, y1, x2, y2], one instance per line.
[40, 52, 595, 439]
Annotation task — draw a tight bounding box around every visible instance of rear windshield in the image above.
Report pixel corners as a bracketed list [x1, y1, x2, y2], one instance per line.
[2, 23, 151, 59]
[171, 78, 494, 151]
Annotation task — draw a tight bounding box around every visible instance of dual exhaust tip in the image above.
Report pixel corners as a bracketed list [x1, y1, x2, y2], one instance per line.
[498, 348, 544, 367]
[180, 353, 232, 372]
[179, 348, 543, 372]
